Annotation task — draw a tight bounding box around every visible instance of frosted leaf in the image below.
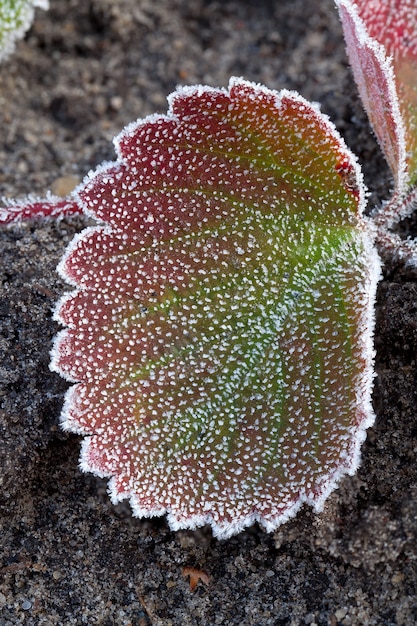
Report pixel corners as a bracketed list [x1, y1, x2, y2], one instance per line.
[354, 0, 417, 188]
[354, 0, 417, 59]
[49, 78, 381, 539]
[0, 0, 48, 62]
[335, 0, 408, 193]
[336, 0, 417, 192]
[0, 194, 82, 224]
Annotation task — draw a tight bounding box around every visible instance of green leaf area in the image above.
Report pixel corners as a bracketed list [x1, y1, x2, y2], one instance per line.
[53, 79, 378, 538]
[0, 0, 47, 61]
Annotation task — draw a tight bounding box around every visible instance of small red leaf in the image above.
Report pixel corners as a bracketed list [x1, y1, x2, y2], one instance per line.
[0, 195, 82, 224]
[182, 567, 210, 591]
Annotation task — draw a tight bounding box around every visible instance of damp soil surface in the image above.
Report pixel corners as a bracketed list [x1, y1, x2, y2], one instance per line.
[1, 1, 417, 624]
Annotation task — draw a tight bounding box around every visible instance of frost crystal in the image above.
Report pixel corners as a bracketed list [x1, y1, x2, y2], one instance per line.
[49, 78, 382, 539]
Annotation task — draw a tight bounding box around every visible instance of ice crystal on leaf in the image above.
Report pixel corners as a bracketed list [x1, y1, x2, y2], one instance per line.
[48, 78, 381, 539]
[0, 0, 48, 61]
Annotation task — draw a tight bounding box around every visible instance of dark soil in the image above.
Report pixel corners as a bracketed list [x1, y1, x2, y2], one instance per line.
[1, 1, 417, 624]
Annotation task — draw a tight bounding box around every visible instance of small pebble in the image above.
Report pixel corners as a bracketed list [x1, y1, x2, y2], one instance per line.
[391, 573, 404, 585]
[335, 608, 347, 620]
[21, 599, 32, 610]
[51, 175, 81, 197]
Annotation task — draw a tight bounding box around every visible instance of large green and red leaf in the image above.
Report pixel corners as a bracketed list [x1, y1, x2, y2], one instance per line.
[50, 78, 380, 538]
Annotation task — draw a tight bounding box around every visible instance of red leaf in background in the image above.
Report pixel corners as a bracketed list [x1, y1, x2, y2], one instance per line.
[336, 0, 417, 193]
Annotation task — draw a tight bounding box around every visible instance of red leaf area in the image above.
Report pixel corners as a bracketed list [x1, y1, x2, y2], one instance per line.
[337, 0, 407, 191]
[0, 196, 82, 224]
[338, 0, 417, 190]
[51, 78, 378, 538]
[353, 0, 417, 59]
